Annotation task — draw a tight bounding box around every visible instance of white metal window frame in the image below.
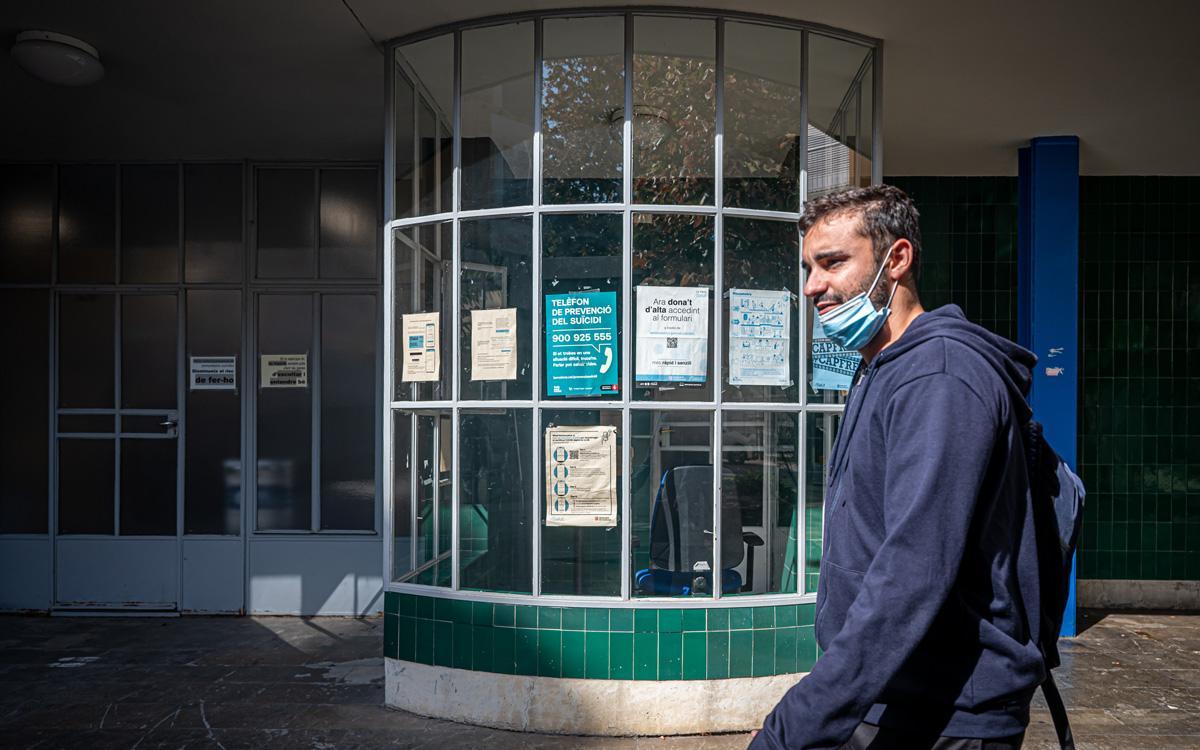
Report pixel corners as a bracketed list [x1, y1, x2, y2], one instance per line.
[382, 9, 882, 608]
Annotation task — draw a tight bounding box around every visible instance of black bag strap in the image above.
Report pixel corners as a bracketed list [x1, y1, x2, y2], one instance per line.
[1041, 670, 1075, 749]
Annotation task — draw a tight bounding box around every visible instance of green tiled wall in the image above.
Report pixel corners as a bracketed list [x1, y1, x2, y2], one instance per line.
[1078, 176, 1200, 581]
[384, 591, 817, 680]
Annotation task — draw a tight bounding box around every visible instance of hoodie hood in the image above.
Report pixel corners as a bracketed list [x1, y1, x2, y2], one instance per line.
[874, 305, 1037, 422]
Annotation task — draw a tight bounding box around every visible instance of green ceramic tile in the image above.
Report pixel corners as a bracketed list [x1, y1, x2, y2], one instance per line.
[797, 627, 817, 671]
[752, 629, 775, 677]
[729, 607, 753, 630]
[658, 632, 682, 680]
[586, 607, 610, 631]
[561, 607, 586, 631]
[516, 605, 539, 629]
[472, 601, 493, 626]
[798, 603, 815, 626]
[492, 626, 515, 674]
[398, 616, 415, 662]
[493, 603, 515, 628]
[515, 628, 538, 676]
[452, 623, 473, 670]
[634, 609, 658, 633]
[416, 594, 434, 619]
[538, 630, 562, 677]
[415, 619, 434, 665]
[385, 592, 400, 616]
[775, 626, 798, 674]
[610, 632, 633, 679]
[658, 608, 682, 632]
[682, 631, 706, 680]
[681, 608, 706, 632]
[752, 607, 774, 629]
[471, 626, 493, 672]
[585, 631, 609, 679]
[610, 608, 633, 632]
[384, 614, 398, 659]
[561, 631, 586, 678]
[707, 608, 729, 631]
[729, 630, 753, 677]
[433, 621, 453, 667]
[434, 597, 453, 622]
[775, 605, 797, 627]
[450, 599, 473, 624]
[399, 593, 416, 616]
[634, 632, 658, 680]
[707, 631, 729, 679]
[538, 606, 562, 630]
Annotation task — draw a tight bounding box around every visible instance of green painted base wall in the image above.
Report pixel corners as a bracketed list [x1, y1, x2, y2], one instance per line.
[384, 591, 817, 680]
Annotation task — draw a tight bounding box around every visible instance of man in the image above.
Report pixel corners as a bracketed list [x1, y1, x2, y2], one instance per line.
[750, 185, 1044, 750]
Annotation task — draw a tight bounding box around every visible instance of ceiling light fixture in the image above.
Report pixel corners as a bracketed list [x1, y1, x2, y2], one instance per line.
[11, 30, 105, 86]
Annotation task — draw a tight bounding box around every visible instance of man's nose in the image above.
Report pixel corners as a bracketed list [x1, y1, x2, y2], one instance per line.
[803, 268, 825, 299]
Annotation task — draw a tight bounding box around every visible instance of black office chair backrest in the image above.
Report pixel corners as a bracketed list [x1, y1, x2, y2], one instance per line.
[648, 465, 745, 573]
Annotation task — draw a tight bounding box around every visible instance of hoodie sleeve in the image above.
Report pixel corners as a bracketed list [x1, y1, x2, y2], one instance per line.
[749, 373, 997, 750]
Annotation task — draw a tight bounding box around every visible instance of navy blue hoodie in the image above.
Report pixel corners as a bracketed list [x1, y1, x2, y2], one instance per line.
[750, 305, 1046, 749]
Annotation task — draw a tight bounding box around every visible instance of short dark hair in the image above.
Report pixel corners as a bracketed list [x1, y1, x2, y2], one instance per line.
[799, 184, 922, 281]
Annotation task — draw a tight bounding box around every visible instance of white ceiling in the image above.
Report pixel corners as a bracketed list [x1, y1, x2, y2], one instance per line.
[3, 0, 1198, 174]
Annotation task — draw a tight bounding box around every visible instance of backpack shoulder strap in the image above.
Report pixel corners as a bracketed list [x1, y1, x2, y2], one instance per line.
[1041, 670, 1075, 749]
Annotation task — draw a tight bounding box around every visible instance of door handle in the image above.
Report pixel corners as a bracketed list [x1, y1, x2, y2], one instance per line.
[160, 419, 178, 428]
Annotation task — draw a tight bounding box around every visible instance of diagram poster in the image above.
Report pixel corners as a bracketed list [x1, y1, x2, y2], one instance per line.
[811, 316, 861, 392]
[635, 286, 708, 388]
[544, 291, 618, 397]
[545, 425, 617, 527]
[401, 312, 440, 382]
[470, 307, 517, 381]
[728, 288, 791, 386]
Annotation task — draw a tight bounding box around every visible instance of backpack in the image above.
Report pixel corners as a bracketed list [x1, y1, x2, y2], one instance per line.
[1023, 418, 1086, 750]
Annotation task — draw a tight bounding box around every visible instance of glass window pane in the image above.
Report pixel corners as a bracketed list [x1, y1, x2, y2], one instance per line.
[542, 213, 622, 400]
[121, 295, 178, 409]
[0, 164, 53, 282]
[807, 300, 858, 405]
[58, 438, 114, 534]
[632, 17, 715, 205]
[257, 168, 314, 278]
[540, 409, 622, 597]
[184, 164, 243, 283]
[185, 290, 241, 535]
[720, 411, 799, 595]
[121, 165, 180, 283]
[461, 217, 533, 400]
[461, 22, 534, 210]
[630, 410, 714, 598]
[59, 414, 113, 433]
[392, 410, 413, 580]
[59, 294, 114, 409]
[395, 34, 453, 218]
[256, 294, 312, 531]
[119, 438, 177, 535]
[632, 214, 714, 401]
[320, 168, 378, 279]
[410, 411, 452, 587]
[808, 34, 874, 197]
[722, 218, 800, 402]
[541, 16, 624, 204]
[724, 22, 802, 211]
[320, 294, 377, 530]
[394, 222, 453, 400]
[804, 412, 840, 594]
[58, 165, 116, 283]
[460, 409, 533, 593]
[0, 290, 49, 532]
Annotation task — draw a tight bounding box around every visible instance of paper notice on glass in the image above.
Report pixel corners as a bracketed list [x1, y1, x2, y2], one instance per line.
[728, 288, 791, 386]
[635, 286, 709, 388]
[811, 316, 861, 392]
[545, 425, 617, 527]
[470, 307, 517, 381]
[260, 354, 307, 388]
[401, 312, 440, 382]
[190, 356, 236, 390]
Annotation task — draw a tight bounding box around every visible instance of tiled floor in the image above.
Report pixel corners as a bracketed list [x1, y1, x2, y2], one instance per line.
[1, 609, 1198, 748]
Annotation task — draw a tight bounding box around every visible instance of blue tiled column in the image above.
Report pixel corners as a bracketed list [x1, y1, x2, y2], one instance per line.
[1017, 136, 1080, 636]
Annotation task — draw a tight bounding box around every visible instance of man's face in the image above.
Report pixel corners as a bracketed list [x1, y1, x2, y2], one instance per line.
[801, 212, 888, 314]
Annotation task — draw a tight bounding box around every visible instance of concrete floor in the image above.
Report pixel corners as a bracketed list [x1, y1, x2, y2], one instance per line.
[1, 610, 1198, 749]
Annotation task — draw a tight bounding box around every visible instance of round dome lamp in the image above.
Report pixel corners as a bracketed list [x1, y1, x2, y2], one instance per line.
[11, 30, 105, 86]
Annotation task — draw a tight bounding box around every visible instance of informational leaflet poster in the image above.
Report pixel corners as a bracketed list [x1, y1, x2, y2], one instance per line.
[545, 425, 617, 527]
[260, 354, 307, 388]
[811, 316, 861, 392]
[401, 312, 440, 382]
[728, 288, 791, 386]
[190, 356, 236, 391]
[470, 307, 517, 381]
[635, 286, 709, 388]
[544, 291, 619, 397]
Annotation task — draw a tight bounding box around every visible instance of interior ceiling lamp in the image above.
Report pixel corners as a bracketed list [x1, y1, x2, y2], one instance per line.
[607, 104, 674, 150]
[11, 30, 105, 86]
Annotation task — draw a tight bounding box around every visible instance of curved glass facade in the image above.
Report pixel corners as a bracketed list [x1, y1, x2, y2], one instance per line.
[384, 10, 879, 606]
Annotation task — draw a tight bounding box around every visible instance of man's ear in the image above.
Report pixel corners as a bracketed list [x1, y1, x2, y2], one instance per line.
[887, 239, 915, 281]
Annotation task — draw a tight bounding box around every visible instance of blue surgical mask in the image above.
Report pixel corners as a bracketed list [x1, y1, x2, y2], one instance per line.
[817, 256, 899, 351]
